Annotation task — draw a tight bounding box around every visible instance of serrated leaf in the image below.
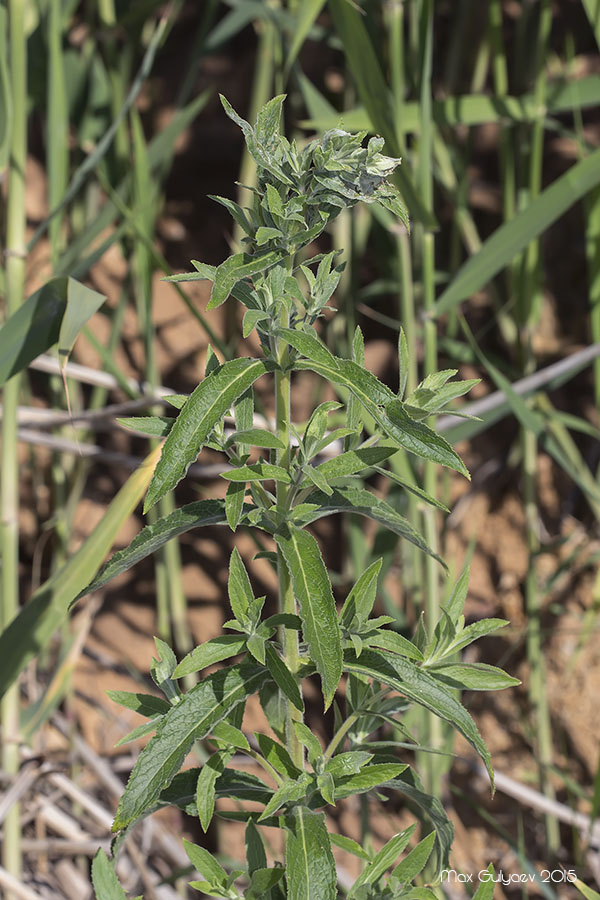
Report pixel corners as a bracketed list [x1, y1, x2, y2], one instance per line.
[275, 524, 342, 709]
[265, 643, 304, 712]
[428, 663, 520, 691]
[256, 733, 302, 779]
[211, 720, 250, 750]
[350, 827, 416, 896]
[334, 763, 406, 799]
[225, 480, 245, 531]
[222, 463, 291, 483]
[300, 486, 445, 567]
[444, 618, 509, 656]
[75, 501, 227, 600]
[113, 661, 267, 830]
[293, 722, 323, 765]
[344, 649, 493, 786]
[286, 808, 337, 900]
[161, 768, 273, 814]
[391, 831, 436, 883]
[228, 547, 254, 624]
[316, 447, 396, 480]
[277, 326, 337, 367]
[340, 558, 382, 627]
[294, 357, 468, 476]
[208, 251, 283, 310]
[145, 359, 275, 511]
[226, 428, 285, 450]
[184, 838, 228, 886]
[329, 833, 371, 860]
[361, 629, 424, 662]
[106, 690, 170, 718]
[196, 749, 234, 832]
[246, 820, 267, 874]
[91, 849, 126, 900]
[173, 635, 247, 679]
[243, 308, 270, 337]
[117, 416, 174, 438]
[259, 774, 310, 820]
[324, 751, 372, 778]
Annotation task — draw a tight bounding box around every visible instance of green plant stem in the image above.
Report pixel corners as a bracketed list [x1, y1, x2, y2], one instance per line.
[275, 315, 303, 771]
[1, 1, 26, 891]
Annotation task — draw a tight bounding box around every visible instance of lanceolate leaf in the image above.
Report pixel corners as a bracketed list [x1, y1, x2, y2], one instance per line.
[145, 358, 275, 511]
[286, 808, 337, 900]
[344, 649, 493, 785]
[117, 416, 174, 438]
[91, 849, 127, 900]
[275, 524, 342, 709]
[113, 661, 267, 830]
[316, 446, 397, 479]
[75, 501, 227, 600]
[294, 359, 468, 476]
[196, 749, 235, 832]
[106, 691, 170, 718]
[207, 251, 283, 309]
[161, 768, 273, 815]
[334, 764, 406, 798]
[389, 768, 453, 869]
[265, 643, 304, 712]
[349, 827, 416, 896]
[427, 662, 520, 692]
[173, 635, 247, 679]
[300, 486, 445, 566]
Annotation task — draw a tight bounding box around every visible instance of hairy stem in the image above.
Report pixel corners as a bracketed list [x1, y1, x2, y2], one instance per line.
[275, 316, 304, 770]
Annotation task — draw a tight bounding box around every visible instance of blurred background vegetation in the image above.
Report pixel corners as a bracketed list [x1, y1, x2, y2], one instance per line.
[1, 0, 600, 897]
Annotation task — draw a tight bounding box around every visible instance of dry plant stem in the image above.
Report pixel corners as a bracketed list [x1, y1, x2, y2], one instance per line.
[1, 0, 26, 891]
[519, 0, 559, 854]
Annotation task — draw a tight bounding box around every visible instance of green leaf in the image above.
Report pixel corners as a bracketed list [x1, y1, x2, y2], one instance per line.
[145, 358, 275, 511]
[265, 643, 304, 712]
[173, 636, 247, 679]
[106, 691, 170, 718]
[225, 429, 285, 450]
[222, 463, 291, 484]
[294, 357, 468, 476]
[196, 749, 234, 832]
[211, 720, 250, 750]
[117, 416, 174, 438]
[246, 867, 285, 899]
[384, 400, 470, 478]
[207, 251, 283, 310]
[389, 768, 453, 869]
[349, 827, 416, 896]
[247, 634, 266, 665]
[391, 832, 436, 883]
[286, 808, 337, 900]
[113, 661, 267, 830]
[293, 722, 323, 765]
[473, 866, 496, 900]
[344, 649, 493, 785]
[228, 547, 254, 624]
[428, 663, 520, 692]
[161, 768, 273, 814]
[225, 480, 245, 531]
[435, 148, 600, 316]
[91, 849, 126, 900]
[316, 447, 397, 480]
[276, 325, 337, 367]
[371, 466, 450, 513]
[324, 751, 372, 778]
[275, 524, 342, 709]
[340, 558, 382, 626]
[75, 500, 227, 600]
[444, 618, 509, 656]
[114, 718, 163, 748]
[300, 486, 444, 567]
[329, 833, 371, 860]
[259, 774, 311, 820]
[184, 838, 228, 886]
[256, 733, 301, 779]
[361, 629, 424, 662]
[243, 308, 270, 338]
[334, 763, 406, 799]
[302, 464, 333, 496]
[246, 820, 267, 874]
[0, 277, 105, 385]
